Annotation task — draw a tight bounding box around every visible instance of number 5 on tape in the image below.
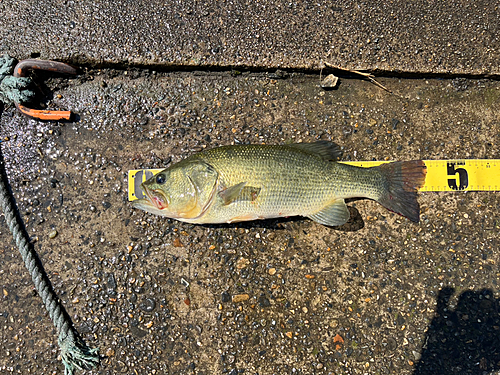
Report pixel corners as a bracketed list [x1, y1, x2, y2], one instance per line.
[446, 161, 468, 190]
[423, 160, 499, 192]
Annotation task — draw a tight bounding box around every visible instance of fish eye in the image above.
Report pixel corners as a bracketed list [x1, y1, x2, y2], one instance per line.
[156, 174, 166, 184]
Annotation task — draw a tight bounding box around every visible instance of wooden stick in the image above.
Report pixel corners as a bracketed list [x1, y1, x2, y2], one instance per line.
[323, 62, 392, 93]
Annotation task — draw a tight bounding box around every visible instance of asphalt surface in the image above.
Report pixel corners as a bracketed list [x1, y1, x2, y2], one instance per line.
[0, 1, 500, 375]
[1, 0, 500, 75]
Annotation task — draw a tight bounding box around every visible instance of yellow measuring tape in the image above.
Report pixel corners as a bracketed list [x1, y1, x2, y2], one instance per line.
[128, 159, 500, 201]
[344, 160, 500, 192]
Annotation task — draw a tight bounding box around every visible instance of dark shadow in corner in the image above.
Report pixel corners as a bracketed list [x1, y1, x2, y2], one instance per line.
[414, 287, 500, 375]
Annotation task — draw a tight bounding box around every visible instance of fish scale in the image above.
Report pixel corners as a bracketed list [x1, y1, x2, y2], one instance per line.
[197, 145, 354, 218]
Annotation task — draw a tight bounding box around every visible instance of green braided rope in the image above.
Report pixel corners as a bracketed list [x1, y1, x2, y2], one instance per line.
[0, 55, 100, 374]
[0, 55, 35, 104]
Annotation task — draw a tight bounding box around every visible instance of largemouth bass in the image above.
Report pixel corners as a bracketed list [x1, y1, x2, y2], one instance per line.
[132, 141, 427, 226]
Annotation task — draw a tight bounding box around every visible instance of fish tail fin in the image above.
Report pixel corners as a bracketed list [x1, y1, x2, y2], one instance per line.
[376, 160, 427, 223]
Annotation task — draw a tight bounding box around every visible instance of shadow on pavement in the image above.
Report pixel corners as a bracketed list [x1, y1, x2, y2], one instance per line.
[202, 205, 365, 232]
[333, 205, 365, 232]
[414, 287, 500, 375]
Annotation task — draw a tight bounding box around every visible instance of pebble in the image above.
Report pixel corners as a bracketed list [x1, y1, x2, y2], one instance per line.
[258, 295, 271, 307]
[48, 230, 58, 239]
[385, 337, 397, 351]
[107, 273, 117, 291]
[333, 333, 344, 350]
[236, 257, 250, 269]
[221, 291, 231, 302]
[268, 267, 276, 275]
[116, 361, 128, 373]
[232, 294, 250, 303]
[173, 238, 184, 247]
[139, 298, 156, 312]
[320, 74, 339, 89]
[340, 126, 352, 136]
[413, 350, 422, 361]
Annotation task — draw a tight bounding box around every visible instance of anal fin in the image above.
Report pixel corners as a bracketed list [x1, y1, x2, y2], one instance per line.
[307, 199, 350, 226]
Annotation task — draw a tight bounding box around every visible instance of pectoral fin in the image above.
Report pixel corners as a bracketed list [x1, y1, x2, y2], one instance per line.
[219, 182, 261, 205]
[240, 186, 261, 202]
[219, 182, 247, 205]
[307, 199, 350, 226]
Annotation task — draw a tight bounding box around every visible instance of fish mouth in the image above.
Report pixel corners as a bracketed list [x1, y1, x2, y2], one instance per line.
[143, 186, 169, 210]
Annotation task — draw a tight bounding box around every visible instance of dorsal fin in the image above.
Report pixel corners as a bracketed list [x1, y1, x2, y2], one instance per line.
[288, 141, 342, 161]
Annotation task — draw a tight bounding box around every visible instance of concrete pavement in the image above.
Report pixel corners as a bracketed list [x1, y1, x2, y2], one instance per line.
[1, 0, 499, 75]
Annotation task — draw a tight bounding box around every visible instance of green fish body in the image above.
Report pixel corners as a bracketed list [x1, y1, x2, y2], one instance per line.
[132, 142, 427, 226]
